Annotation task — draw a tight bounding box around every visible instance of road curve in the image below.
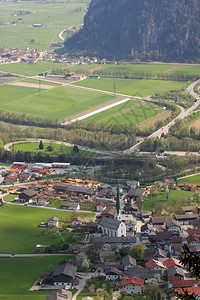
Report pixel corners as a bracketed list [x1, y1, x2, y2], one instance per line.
[124, 79, 200, 153]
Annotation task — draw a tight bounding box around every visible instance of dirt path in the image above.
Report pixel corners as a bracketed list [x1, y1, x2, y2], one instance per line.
[165, 65, 182, 74]
[7, 81, 56, 90]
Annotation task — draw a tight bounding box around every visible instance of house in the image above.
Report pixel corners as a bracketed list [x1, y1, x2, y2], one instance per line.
[98, 217, 126, 237]
[141, 223, 156, 236]
[53, 184, 94, 196]
[5, 173, 19, 185]
[167, 266, 188, 279]
[163, 258, 183, 269]
[31, 195, 50, 206]
[126, 267, 162, 283]
[175, 214, 199, 225]
[126, 180, 140, 189]
[165, 221, 180, 235]
[96, 203, 107, 212]
[47, 217, 59, 228]
[149, 232, 172, 244]
[182, 206, 195, 214]
[105, 266, 122, 281]
[61, 202, 80, 211]
[144, 248, 166, 262]
[71, 217, 83, 227]
[117, 276, 144, 295]
[121, 215, 137, 232]
[46, 289, 72, 300]
[168, 278, 194, 290]
[127, 188, 147, 203]
[19, 189, 37, 202]
[151, 216, 172, 226]
[145, 259, 166, 275]
[93, 236, 136, 250]
[121, 255, 136, 271]
[19, 174, 32, 182]
[186, 233, 200, 247]
[99, 207, 116, 219]
[51, 261, 77, 288]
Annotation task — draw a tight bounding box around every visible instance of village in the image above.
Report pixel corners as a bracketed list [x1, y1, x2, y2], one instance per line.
[1, 162, 200, 299]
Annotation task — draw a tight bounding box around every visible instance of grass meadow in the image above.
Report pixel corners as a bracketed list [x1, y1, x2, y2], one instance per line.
[0, 2, 87, 51]
[13, 142, 101, 157]
[0, 204, 94, 254]
[178, 174, 200, 186]
[0, 256, 69, 299]
[73, 78, 186, 97]
[84, 99, 164, 125]
[143, 189, 194, 211]
[0, 84, 115, 120]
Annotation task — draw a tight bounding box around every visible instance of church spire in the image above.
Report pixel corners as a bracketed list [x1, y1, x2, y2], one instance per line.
[115, 184, 121, 220]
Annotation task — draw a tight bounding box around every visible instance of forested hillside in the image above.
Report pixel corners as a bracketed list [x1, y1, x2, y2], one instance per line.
[64, 0, 200, 62]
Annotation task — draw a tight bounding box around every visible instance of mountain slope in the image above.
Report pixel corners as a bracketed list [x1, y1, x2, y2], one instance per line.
[64, 0, 200, 62]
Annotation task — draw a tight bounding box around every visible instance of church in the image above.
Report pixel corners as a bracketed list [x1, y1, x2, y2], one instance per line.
[97, 185, 126, 237]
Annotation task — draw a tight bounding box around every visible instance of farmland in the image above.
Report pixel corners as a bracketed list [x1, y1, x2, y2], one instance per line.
[84, 99, 164, 125]
[178, 174, 200, 186]
[73, 78, 186, 97]
[0, 256, 69, 299]
[0, 204, 94, 254]
[0, 2, 87, 51]
[13, 142, 101, 157]
[0, 84, 115, 120]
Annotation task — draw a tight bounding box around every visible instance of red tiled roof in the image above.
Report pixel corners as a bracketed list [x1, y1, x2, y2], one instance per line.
[145, 259, 166, 270]
[163, 258, 183, 269]
[175, 287, 200, 296]
[172, 236, 182, 244]
[188, 229, 200, 236]
[187, 233, 200, 245]
[99, 202, 107, 207]
[118, 276, 144, 287]
[172, 279, 194, 289]
[71, 217, 83, 222]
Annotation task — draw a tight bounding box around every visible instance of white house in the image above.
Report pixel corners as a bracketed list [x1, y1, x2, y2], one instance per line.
[71, 217, 83, 227]
[98, 217, 126, 237]
[47, 217, 59, 228]
[96, 202, 107, 212]
[121, 255, 136, 271]
[145, 259, 167, 275]
[117, 276, 144, 295]
[31, 195, 50, 206]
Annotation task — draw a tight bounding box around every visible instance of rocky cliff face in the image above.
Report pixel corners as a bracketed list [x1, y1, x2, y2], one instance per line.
[64, 0, 200, 62]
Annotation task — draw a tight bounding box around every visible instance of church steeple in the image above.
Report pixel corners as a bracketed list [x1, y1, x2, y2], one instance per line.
[115, 184, 121, 220]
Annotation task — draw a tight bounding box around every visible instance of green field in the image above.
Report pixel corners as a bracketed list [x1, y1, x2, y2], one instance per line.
[0, 256, 70, 299]
[0, 204, 94, 254]
[0, 84, 115, 120]
[103, 64, 200, 76]
[84, 99, 164, 125]
[0, 2, 87, 51]
[143, 189, 194, 211]
[178, 174, 200, 186]
[74, 78, 186, 97]
[21, 78, 61, 86]
[0, 61, 70, 76]
[13, 142, 100, 157]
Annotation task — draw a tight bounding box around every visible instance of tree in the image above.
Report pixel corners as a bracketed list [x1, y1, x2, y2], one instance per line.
[47, 144, 54, 152]
[73, 145, 79, 153]
[39, 140, 44, 150]
[129, 244, 144, 260]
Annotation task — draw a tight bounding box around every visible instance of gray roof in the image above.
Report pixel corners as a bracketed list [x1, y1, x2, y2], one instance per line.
[47, 217, 59, 222]
[127, 188, 146, 197]
[121, 255, 136, 267]
[175, 214, 198, 220]
[105, 266, 122, 276]
[126, 267, 162, 279]
[98, 217, 121, 230]
[166, 220, 180, 229]
[93, 236, 136, 245]
[53, 184, 93, 195]
[21, 189, 37, 197]
[52, 262, 77, 278]
[46, 289, 72, 300]
[167, 266, 185, 278]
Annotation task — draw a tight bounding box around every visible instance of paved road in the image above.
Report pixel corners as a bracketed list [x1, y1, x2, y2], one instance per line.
[124, 79, 200, 153]
[72, 273, 94, 300]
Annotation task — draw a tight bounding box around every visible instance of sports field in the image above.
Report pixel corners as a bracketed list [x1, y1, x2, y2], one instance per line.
[0, 256, 69, 299]
[0, 84, 115, 120]
[0, 2, 87, 51]
[74, 78, 186, 97]
[84, 99, 164, 125]
[13, 142, 101, 157]
[0, 204, 93, 254]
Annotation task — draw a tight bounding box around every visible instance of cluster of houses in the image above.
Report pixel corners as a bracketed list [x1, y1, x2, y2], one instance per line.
[0, 47, 37, 64]
[34, 184, 200, 299]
